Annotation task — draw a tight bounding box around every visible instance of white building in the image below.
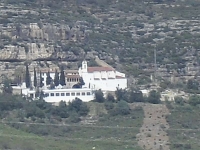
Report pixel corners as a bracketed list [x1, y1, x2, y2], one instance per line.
[43, 88, 94, 104]
[78, 60, 127, 92]
[24, 60, 127, 103]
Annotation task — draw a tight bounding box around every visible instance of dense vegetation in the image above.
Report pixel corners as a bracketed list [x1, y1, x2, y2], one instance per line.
[0, 91, 144, 150]
[1, 0, 200, 86]
[0, 94, 89, 124]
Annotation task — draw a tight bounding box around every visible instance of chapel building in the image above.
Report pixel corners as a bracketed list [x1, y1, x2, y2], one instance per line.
[78, 60, 127, 92]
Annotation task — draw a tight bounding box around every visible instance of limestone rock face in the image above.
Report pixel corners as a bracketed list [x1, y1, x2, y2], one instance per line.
[0, 43, 54, 60]
[0, 45, 26, 60]
[0, 22, 87, 60]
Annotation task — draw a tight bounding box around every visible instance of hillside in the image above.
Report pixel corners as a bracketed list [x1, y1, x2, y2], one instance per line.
[0, 92, 200, 150]
[0, 100, 144, 150]
[1, 0, 200, 86]
[166, 104, 200, 150]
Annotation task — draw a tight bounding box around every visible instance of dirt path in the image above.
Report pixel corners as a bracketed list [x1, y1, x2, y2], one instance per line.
[136, 104, 170, 150]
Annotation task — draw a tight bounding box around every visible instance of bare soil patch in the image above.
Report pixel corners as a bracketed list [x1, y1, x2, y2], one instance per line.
[136, 103, 170, 150]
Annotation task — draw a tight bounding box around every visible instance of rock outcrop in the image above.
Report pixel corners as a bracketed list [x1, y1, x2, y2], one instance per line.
[0, 22, 88, 60]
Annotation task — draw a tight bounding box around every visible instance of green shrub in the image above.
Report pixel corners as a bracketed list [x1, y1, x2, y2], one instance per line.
[147, 90, 161, 104]
[68, 112, 81, 123]
[104, 101, 114, 111]
[188, 94, 200, 106]
[95, 90, 105, 103]
[174, 96, 185, 105]
[110, 101, 130, 116]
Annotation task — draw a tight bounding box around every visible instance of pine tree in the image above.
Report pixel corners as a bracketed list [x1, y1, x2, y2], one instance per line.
[46, 71, 52, 85]
[54, 69, 59, 87]
[33, 68, 37, 88]
[39, 71, 44, 87]
[59, 66, 66, 86]
[25, 65, 30, 88]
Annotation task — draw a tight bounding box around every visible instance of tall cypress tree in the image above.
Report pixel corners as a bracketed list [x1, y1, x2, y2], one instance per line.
[79, 77, 85, 88]
[39, 71, 44, 87]
[25, 65, 30, 88]
[59, 66, 66, 86]
[54, 69, 59, 87]
[33, 68, 37, 88]
[46, 71, 52, 86]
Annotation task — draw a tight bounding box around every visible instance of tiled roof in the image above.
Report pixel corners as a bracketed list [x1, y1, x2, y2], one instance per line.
[87, 67, 115, 73]
[116, 76, 126, 79]
[65, 70, 78, 73]
[66, 75, 80, 78]
[39, 68, 58, 73]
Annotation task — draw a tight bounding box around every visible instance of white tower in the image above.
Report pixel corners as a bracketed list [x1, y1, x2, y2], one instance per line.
[81, 60, 88, 73]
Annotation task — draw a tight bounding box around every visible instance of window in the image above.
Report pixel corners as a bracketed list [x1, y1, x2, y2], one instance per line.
[76, 92, 80, 96]
[61, 93, 65, 96]
[82, 92, 85, 96]
[50, 93, 54, 96]
[66, 93, 70, 96]
[45, 93, 49, 97]
[87, 92, 91, 95]
[71, 93, 75, 96]
[56, 93, 59, 96]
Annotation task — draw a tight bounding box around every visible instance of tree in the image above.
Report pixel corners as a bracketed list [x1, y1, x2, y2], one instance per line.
[104, 101, 114, 111]
[59, 66, 66, 86]
[189, 95, 200, 106]
[2, 78, 13, 94]
[50, 82, 55, 89]
[187, 79, 199, 90]
[95, 89, 105, 103]
[111, 101, 130, 116]
[33, 68, 37, 88]
[55, 101, 69, 118]
[116, 100, 130, 115]
[39, 71, 44, 87]
[106, 93, 115, 102]
[54, 69, 59, 87]
[68, 112, 81, 123]
[46, 71, 52, 86]
[174, 96, 185, 105]
[129, 89, 144, 103]
[115, 88, 128, 101]
[68, 98, 89, 116]
[147, 90, 161, 104]
[79, 77, 85, 88]
[25, 65, 30, 88]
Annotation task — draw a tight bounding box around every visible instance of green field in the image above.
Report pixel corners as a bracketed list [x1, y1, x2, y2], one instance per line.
[166, 104, 200, 150]
[0, 104, 144, 150]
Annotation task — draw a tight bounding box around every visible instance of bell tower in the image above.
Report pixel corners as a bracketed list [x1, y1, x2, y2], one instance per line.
[82, 60, 88, 72]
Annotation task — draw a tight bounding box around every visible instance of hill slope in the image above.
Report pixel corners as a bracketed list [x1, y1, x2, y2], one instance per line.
[1, 0, 200, 84]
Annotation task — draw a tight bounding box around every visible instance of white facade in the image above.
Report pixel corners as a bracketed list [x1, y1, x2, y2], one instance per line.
[25, 60, 127, 104]
[79, 60, 127, 92]
[43, 88, 94, 104]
